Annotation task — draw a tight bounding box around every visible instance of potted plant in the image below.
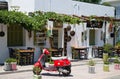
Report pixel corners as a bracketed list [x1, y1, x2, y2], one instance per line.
[103, 61, 110, 72]
[11, 58, 17, 70]
[33, 66, 42, 79]
[103, 43, 113, 62]
[4, 58, 17, 71]
[114, 56, 120, 70]
[88, 59, 96, 73]
[4, 58, 12, 71]
[115, 41, 120, 48]
[102, 43, 112, 72]
[71, 47, 79, 59]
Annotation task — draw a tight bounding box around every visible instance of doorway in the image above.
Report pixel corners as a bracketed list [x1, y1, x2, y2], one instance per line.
[89, 29, 95, 45]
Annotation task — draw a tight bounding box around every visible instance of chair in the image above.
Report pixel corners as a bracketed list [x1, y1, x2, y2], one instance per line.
[27, 47, 35, 50]
[8, 48, 16, 58]
[14, 49, 27, 65]
[27, 47, 35, 64]
[58, 48, 63, 56]
[116, 48, 120, 57]
[92, 46, 98, 58]
[26, 52, 34, 65]
[79, 48, 88, 59]
[52, 48, 63, 57]
[49, 37, 59, 57]
[97, 47, 103, 58]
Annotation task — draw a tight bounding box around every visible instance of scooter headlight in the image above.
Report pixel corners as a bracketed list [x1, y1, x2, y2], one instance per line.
[57, 62, 60, 65]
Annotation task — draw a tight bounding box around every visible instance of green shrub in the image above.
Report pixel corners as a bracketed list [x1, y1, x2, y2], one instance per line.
[101, 2, 111, 6]
[88, 59, 95, 66]
[103, 53, 108, 62]
[114, 56, 120, 64]
[115, 41, 120, 48]
[5, 58, 17, 63]
[33, 66, 42, 75]
[103, 43, 113, 53]
[104, 61, 109, 65]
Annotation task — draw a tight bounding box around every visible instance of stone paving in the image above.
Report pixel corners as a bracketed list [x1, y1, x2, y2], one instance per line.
[0, 58, 120, 79]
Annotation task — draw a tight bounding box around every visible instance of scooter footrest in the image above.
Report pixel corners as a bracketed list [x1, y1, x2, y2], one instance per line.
[43, 66, 56, 71]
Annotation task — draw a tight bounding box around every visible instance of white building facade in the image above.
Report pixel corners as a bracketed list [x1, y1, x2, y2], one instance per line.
[102, 0, 120, 44]
[0, 0, 115, 64]
[102, 0, 120, 18]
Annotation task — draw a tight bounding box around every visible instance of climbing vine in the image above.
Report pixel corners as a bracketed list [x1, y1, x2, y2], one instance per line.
[0, 10, 81, 31]
[0, 10, 118, 31]
[0, 10, 47, 30]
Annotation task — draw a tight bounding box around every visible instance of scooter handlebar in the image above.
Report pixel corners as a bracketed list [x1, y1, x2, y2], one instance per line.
[43, 48, 50, 55]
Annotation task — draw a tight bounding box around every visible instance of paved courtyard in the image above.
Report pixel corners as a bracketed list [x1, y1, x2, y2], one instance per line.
[0, 58, 120, 79]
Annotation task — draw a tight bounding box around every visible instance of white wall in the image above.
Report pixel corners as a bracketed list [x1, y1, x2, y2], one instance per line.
[7, 0, 35, 13]
[0, 24, 9, 64]
[34, 0, 43, 11]
[72, 1, 115, 17]
[38, 0, 73, 14]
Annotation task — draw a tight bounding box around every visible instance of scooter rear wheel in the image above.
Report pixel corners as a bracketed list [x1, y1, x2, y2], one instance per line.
[62, 66, 71, 76]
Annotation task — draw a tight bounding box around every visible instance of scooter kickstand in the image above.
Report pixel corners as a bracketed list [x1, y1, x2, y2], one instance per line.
[59, 71, 61, 76]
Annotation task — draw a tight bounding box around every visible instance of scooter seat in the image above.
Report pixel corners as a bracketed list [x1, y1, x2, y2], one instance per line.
[51, 56, 68, 60]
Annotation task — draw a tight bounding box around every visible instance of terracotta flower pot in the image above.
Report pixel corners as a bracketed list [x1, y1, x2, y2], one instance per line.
[0, 31, 5, 37]
[70, 31, 75, 36]
[67, 36, 71, 42]
[66, 25, 71, 31]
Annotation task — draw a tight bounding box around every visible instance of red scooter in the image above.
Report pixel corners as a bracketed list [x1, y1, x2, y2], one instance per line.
[34, 48, 71, 76]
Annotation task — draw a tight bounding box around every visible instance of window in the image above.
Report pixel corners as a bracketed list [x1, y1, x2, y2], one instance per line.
[7, 25, 23, 46]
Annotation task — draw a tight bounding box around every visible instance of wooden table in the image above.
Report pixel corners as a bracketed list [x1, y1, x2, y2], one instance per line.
[115, 48, 120, 57]
[18, 49, 34, 65]
[72, 47, 89, 59]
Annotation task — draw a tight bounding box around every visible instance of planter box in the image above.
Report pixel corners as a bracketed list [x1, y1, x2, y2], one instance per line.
[4, 62, 17, 71]
[103, 65, 109, 72]
[88, 66, 95, 73]
[114, 64, 120, 70]
[33, 75, 42, 79]
[11, 62, 17, 70]
[4, 62, 12, 71]
[103, 53, 108, 62]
